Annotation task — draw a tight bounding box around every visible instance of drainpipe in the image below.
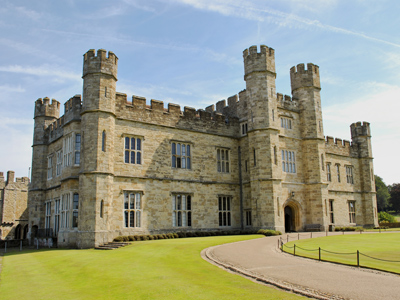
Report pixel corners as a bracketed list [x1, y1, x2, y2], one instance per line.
[238, 146, 244, 230]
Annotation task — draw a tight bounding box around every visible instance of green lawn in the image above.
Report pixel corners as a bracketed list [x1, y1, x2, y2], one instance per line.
[283, 233, 400, 274]
[0, 235, 304, 300]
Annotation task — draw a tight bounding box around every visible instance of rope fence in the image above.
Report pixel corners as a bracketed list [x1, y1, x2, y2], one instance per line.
[279, 235, 400, 273]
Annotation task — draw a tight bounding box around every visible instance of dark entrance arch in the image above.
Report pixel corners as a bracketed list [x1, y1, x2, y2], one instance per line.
[15, 224, 21, 239]
[284, 206, 294, 232]
[23, 225, 29, 239]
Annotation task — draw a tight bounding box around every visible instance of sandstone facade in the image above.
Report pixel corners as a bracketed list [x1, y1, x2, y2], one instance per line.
[29, 45, 378, 248]
[0, 171, 29, 240]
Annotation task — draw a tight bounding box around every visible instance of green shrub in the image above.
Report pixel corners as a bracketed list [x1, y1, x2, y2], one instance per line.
[335, 226, 363, 232]
[257, 229, 281, 236]
[128, 236, 135, 241]
[378, 211, 396, 223]
[113, 236, 125, 242]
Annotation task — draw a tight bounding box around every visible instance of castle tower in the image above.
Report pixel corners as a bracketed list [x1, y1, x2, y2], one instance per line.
[243, 45, 280, 229]
[290, 63, 328, 228]
[78, 49, 118, 248]
[30, 98, 60, 231]
[351, 122, 378, 227]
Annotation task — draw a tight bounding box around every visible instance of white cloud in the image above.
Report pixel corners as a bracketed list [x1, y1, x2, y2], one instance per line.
[171, 0, 400, 48]
[0, 84, 25, 93]
[0, 65, 80, 82]
[323, 83, 400, 185]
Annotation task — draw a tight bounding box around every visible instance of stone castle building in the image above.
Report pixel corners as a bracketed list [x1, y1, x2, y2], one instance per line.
[0, 171, 29, 240]
[29, 45, 378, 248]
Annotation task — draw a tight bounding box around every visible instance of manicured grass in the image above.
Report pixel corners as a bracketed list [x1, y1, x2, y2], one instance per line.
[0, 235, 304, 300]
[283, 233, 400, 274]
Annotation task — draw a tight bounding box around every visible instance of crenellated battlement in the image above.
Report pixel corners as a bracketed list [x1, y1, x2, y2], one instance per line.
[116, 92, 239, 130]
[34, 97, 60, 119]
[277, 93, 299, 111]
[325, 136, 352, 148]
[350, 121, 371, 138]
[83, 49, 118, 79]
[243, 45, 275, 78]
[290, 63, 320, 92]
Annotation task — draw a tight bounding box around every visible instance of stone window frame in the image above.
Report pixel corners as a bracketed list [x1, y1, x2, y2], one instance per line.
[348, 200, 356, 224]
[56, 150, 62, 177]
[54, 198, 60, 236]
[61, 193, 70, 229]
[346, 165, 354, 184]
[218, 195, 232, 227]
[329, 199, 334, 224]
[245, 209, 252, 226]
[281, 150, 296, 174]
[45, 200, 52, 231]
[216, 147, 230, 173]
[124, 135, 143, 165]
[63, 134, 73, 167]
[336, 164, 341, 183]
[72, 193, 79, 228]
[74, 133, 81, 165]
[47, 154, 53, 180]
[280, 117, 292, 129]
[124, 191, 142, 228]
[171, 141, 191, 170]
[240, 122, 248, 136]
[172, 193, 192, 227]
[326, 163, 331, 182]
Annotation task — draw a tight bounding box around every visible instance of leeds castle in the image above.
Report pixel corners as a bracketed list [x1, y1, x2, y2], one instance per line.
[28, 45, 378, 248]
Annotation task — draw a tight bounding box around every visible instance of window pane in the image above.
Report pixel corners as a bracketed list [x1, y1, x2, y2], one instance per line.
[172, 156, 176, 168]
[177, 157, 181, 168]
[182, 157, 186, 168]
[178, 211, 182, 226]
[73, 194, 79, 209]
[187, 158, 191, 169]
[226, 150, 229, 160]
[187, 196, 191, 210]
[172, 143, 176, 155]
[217, 149, 220, 160]
[124, 211, 128, 227]
[177, 143, 181, 155]
[227, 212, 231, 226]
[226, 162, 229, 172]
[187, 212, 191, 226]
[182, 195, 186, 210]
[172, 195, 176, 210]
[221, 150, 225, 160]
[136, 193, 141, 209]
[187, 145, 190, 156]
[136, 211, 141, 227]
[219, 212, 222, 226]
[131, 138, 135, 150]
[223, 197, 226, 210]
[137, 152, 141, 164]
[221, 161, 225, 172]
[130, 211, 134, 227]
[125, 137, 129, 149]
[217, 162, 221, 172]
[182, 144, 186, 156]
[125, 151, 129, 163]
[137, 138, 141, 151]
[131, 151, 135, 164]
[130, 194, 135, 209]
[227, 198, 230, 210]
[177, 195, 181, 210]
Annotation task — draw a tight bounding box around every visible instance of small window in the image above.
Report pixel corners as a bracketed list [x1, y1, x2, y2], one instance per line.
[348, 201, 356, 223]
[245, 210, 252, 226]
[327, 163, 331, 182]
[72, 193, 79, 228]
[125, 137, 143, 165]
[280, 117, 292, 129]
[124, 192, 142, 228]
[321, 154, 324, 171]
[329, 200, 334, 224]
[336, 164, 341, 182]
[282, 150, 296, 173]
[75, 134, 81, 165]
[172, 142, 191, 169]
[217, 148, 230, 173]
[346, 166, 354, 184]
[172, 194, 192, 227]
[100, 200, 104, 218]
[241, 122, 248, 135]
[47, 155, 53, 180]
[218, 196, 231, 227]
[102, 131, 106, 152]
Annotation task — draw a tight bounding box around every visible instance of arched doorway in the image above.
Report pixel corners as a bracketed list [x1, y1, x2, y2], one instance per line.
[15, 224, 21, 239]
[284, 206, 294, 232]
[23, 225, 29, 239]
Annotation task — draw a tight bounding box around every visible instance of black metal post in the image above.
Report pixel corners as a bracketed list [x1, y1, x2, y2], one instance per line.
[294, 244, 296, 256]
[319, 247, 321, 261]
[357, 250, 360, 267]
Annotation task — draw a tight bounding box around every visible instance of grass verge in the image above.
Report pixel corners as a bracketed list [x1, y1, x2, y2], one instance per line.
[0, 235, 304, 300]
[282, 233, 400, 274]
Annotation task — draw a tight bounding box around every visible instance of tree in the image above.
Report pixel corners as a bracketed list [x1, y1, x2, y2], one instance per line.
[378, 211, 396, 223]
[389, 183, 400, 213]
[375, 175, 390, 211]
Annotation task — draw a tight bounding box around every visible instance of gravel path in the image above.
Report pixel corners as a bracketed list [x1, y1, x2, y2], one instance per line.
[203, 232, 400, 300]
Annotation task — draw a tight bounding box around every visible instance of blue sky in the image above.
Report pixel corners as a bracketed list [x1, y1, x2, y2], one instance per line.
[0, 0, 399, 185]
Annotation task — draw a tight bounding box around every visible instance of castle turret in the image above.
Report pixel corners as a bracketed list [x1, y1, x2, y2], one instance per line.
[79, 49, 118, 248]
[290, 63, 327, 229]
[351, 122, 377, 226]
[242, 45, 280, 230]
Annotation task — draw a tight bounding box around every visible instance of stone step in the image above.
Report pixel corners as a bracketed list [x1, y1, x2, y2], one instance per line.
[95, 242, 130, 250]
